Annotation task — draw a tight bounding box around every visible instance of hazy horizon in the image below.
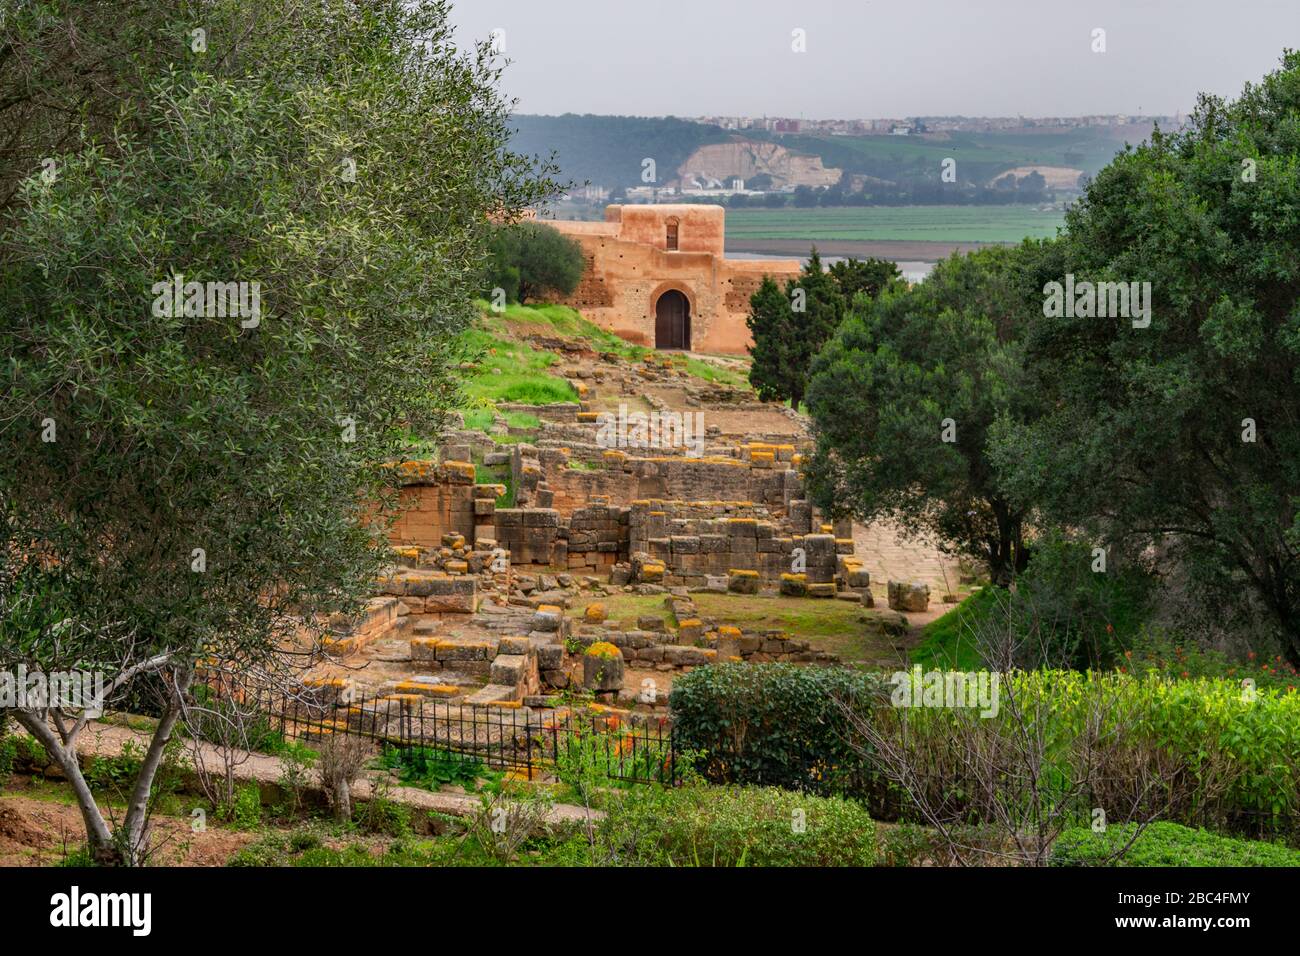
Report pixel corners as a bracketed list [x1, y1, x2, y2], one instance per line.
[448, 0, 1300, 120]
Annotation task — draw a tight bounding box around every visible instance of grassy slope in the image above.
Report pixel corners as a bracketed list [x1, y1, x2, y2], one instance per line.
[908, 586, 1001, 670]
[482, 302, 751, 389]
[576, 592, 909, 666]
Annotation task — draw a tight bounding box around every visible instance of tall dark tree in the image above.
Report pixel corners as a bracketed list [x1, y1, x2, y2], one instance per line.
[991, 52, 1300, 664]
[805, 245, 1047, 584]
[746, 249, 845, 410]
[828, 257, 905, 305]
[745, 276, 799, 405]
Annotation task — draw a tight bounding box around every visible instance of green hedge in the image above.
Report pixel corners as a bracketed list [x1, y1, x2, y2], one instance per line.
[1051, 822, 1300, 867]
[602, 783, 876, 867]
[671, 663, 1300, 837]
[670, 663, 879, 795]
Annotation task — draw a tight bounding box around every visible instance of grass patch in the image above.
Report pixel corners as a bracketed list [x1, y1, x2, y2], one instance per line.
[691, 592, 906, 665]
[485, 301, 649, 361]
[1051, 822, 1300, 867]
[578, 592, 910, 664]
[476, 462, 515, 507]
[461, 408, 496, 432]
[682, 356, 749, 389]
[503, 411, 540, 430]
[909, 587, 999, 670]
[461, 324, 577, 406]
[570, 593, 677, 630]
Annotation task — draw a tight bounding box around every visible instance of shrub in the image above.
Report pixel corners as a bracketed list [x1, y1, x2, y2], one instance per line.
[1051, 822, 1300, 867]
[483, 221, 585, 305]
[670, 663, 880, 795]
[219, 782, 263, 830]
[377, 745, 490, 792]
[1124, 630, 1299, 691]
[675, 662, 1300, 839]
[601, 783, 876, 867]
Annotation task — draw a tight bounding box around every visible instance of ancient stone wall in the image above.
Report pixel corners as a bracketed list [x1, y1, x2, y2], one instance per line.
[549, 204, 800, 354]
[386, 460, 498, 550]
[528, 445, 800, 514]
[492, 508, 560, 566]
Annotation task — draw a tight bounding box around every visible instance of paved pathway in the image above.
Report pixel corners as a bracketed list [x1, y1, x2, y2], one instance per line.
[60, 720, 602, 826]
[853, 519, 964, 600]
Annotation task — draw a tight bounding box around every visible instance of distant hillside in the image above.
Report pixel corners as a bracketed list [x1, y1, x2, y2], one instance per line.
[747, 126, 1144, 186]
[507, 114, 732, 190]
[510, 114, 1153, 195]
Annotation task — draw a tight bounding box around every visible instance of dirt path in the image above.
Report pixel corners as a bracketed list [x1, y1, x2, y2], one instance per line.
[854, 520, 963, 600]
[24, 720, 602, 830]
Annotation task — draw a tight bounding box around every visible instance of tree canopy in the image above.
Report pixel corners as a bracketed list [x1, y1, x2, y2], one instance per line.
[746, 250, 892, 410]
[990, 51, 1300, 665]
[484, 219, 586, 304]
[805, 245, 1046, 584]
[0, 0, 558, 862]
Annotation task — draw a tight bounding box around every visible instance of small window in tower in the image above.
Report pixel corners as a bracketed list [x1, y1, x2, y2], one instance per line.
[666, 219, 679, 251]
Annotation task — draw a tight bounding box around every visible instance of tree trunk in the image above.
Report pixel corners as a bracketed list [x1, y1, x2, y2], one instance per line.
[11, 710, 118, 864]
[1271, 592, 1300, 669]
[334, 777, 352, 822]
[12, 667, 191, 866]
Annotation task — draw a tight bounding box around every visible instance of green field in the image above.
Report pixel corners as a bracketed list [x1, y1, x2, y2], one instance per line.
[725, 206, 1067, 244]
[763, 128, 1136, 179]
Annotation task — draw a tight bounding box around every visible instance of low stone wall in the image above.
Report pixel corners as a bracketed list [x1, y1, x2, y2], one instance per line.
[493, 508, 560, 565]
[385, 459, 500, 551]
[375, 567, 478, 615]
[556, 502, 627, 573]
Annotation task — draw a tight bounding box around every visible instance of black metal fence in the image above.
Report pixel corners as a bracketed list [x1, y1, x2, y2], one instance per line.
[238, 683, 677, 786]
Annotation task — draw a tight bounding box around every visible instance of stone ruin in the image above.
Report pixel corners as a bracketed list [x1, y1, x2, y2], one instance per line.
[289, 344, 936, 734]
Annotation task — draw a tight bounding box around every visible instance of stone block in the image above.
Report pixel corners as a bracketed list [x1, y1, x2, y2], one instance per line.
[888, 580, 930, 613]
[490, 654, 527, 686]
[779, 573, 808, 597]
[531, 604, 564, 632]
[728, 568, 760, 594]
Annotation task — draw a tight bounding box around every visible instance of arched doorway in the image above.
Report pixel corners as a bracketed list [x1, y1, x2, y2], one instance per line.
[654, 289, 690, 350]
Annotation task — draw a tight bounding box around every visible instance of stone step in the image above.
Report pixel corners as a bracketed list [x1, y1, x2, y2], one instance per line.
[388, 680, 463, 700]
[463, 684, 518, 706]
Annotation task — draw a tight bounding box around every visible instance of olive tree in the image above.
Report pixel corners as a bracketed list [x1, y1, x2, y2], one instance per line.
[0, 0, 558, 864]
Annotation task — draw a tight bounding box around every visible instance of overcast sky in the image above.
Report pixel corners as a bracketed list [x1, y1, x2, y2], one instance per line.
[447, 0, 1299, 118]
